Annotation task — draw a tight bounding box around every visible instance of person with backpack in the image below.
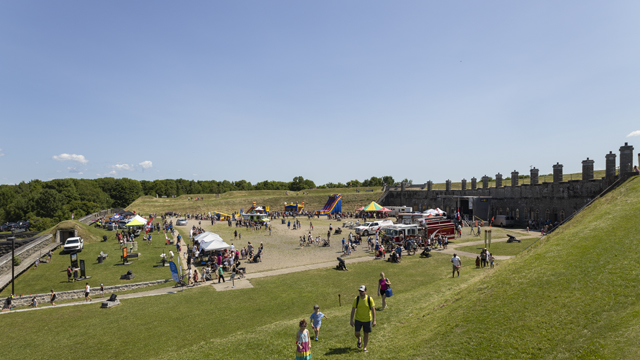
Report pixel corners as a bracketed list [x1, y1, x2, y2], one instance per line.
[350, 285, 376, 353]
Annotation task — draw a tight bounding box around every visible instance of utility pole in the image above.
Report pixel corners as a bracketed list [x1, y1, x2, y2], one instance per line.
[10, 229, 15, 295]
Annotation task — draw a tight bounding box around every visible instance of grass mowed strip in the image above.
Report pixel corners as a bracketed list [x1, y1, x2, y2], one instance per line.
[0, 221, 174, 297]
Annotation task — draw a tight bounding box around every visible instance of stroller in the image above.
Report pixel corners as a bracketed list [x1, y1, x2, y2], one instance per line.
[321, 239, 330, 247]
[336, 257, 348, 271]
[334, 227, 342, 235]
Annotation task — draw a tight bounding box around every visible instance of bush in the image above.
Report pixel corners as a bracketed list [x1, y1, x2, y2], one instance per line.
[13, 257, 21, 266]
[29, 217, 57, 232]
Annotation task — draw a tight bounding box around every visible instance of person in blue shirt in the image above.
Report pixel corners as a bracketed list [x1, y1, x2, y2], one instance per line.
[310, 304, 329, 341]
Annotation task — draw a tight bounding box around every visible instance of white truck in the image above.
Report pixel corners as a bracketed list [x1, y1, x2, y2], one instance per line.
[354, 219, 394, 236]
[63, 237, 84, 253]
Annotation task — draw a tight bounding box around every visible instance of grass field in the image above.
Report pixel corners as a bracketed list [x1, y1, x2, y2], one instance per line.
[0, 221, 175, 297]
[2, 176, 639, 359]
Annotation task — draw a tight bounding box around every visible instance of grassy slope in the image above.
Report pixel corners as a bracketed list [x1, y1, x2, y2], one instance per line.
[415, 176, 640, 359]
[127, 187, 384, 215]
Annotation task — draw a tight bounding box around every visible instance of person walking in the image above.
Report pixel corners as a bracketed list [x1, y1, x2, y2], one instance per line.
[84, 283, 92, 302]
[377, 272, 391, 311]
[350, 285, 376, 353]
[50, 289, 57, 306]
[295, 319, 311, 360]
[100, 284, 104, 297]
[451, 253, 462, 278]
[310, 304, 329, 341]
[217, 266, 225, 283]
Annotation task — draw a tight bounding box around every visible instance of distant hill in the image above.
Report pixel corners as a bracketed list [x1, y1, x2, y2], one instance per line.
[126, 187, 384, 215]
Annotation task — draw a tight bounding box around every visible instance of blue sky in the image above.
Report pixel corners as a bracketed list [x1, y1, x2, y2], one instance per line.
[1, 1, 639, 186]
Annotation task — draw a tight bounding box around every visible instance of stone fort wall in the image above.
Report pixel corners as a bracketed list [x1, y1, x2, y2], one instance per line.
[382, 142, 636, 224]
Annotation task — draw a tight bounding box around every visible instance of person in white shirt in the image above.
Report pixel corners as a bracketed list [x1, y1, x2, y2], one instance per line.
[451, 253, 461, 278]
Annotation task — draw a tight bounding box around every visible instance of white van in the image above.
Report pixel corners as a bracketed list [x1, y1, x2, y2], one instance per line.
[493, 215, 515, 227]
[354, 219, 394, 235]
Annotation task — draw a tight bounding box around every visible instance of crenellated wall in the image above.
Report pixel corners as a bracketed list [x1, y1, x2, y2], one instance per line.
[382, 142, 635, 224]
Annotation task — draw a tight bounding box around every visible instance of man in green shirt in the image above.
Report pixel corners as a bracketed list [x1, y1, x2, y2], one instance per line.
[350, 285, 376, 353]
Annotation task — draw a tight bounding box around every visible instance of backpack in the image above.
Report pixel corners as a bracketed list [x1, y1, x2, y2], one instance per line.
[355, 295, 372, 310]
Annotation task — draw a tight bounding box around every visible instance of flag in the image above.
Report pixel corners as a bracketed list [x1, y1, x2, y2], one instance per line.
[169, 261, 180, 282]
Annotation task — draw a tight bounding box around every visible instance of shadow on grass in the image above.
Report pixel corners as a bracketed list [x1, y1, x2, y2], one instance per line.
[324, 347, 359, 356]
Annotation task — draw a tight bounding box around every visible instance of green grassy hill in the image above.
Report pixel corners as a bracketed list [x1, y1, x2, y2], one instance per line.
[127, 187, 384, 215]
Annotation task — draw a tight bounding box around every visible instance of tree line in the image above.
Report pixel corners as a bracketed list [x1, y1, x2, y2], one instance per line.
[0, 176, 397, 231]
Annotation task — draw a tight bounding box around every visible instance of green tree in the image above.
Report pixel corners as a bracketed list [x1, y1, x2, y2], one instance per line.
[35, 189, 63, 218]
[109, 178, 143, 208]
[382, 176, 396, 186]
[290, 176, 314, 191]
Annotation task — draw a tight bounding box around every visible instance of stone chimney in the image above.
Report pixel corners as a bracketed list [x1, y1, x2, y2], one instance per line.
[605, 151, 616, 177]
[530, 167, 539, 185]
[619, 142, 634, 174]
[461, 179, 467, 191]
[511, 171, 519, 186]
[427, 180, 433, 191]
[482, 175, 489, 189]
[553, 163, 563, 183]
[582, 158, 594, 180]
[445, 179, 451, 191]
[471, 177, 477, 190]
[495, 173, 503, 187]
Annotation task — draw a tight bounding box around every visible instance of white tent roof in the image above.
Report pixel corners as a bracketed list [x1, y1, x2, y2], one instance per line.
[127, 215, 147, 223]
[200, 240, 232, 252]
[194, 232, 222, 242]
[423, 208, 445, 216]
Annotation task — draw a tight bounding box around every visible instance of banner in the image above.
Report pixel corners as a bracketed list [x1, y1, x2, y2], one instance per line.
[169, 261, 180, 282]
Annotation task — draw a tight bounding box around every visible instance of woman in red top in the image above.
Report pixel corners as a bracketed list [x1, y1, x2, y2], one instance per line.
[377, 272, 391, 310]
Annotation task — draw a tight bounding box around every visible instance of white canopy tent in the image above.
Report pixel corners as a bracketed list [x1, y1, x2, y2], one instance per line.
[194, 232, 223, 243]
[423, 208, 445, 217]
[200, 240, 232, 252]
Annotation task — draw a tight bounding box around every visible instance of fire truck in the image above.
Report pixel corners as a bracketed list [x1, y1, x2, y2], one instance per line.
[419, 217, 456, 241]
[383, 214, 456, 245]
[382, 224, 419, 246]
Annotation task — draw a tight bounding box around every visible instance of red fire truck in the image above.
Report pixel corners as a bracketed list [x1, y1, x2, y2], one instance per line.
[382, 224, 419, 246]
[396, 213, 456, 241]
[420, 217, 456, 241]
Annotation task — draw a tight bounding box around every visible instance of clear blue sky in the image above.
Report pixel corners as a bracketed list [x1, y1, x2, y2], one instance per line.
[1, 1, 639, 185]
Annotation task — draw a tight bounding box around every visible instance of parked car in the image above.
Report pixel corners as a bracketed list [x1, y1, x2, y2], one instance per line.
[18, 221, 30, 230]
[176, 218, 188, 226]
[1, 222, 19, 232]
[63, 237, 84, 253]
[354, 219, 394, 236]
[105, 222, 118, 231]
